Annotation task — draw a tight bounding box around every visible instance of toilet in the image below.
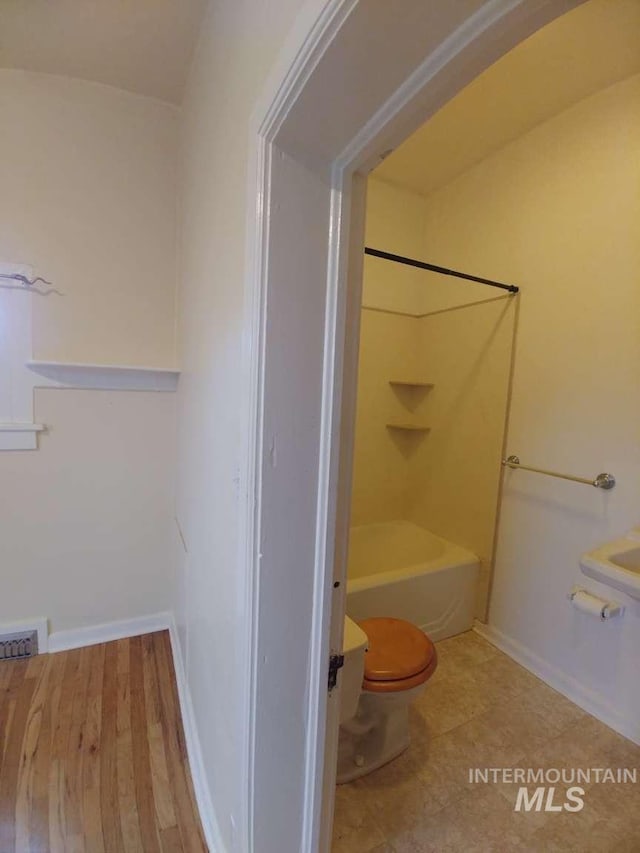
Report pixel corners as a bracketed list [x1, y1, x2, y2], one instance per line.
[337, 615, 438, 783]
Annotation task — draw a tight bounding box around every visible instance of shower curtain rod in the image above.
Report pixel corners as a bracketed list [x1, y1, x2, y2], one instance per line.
[364, 247, 520, 294]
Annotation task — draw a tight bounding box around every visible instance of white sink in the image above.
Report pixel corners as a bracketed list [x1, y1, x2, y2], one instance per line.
[580, 533, 640, 601]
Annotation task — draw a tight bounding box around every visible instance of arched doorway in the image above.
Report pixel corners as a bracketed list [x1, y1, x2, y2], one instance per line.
[243, 2, 585, 849]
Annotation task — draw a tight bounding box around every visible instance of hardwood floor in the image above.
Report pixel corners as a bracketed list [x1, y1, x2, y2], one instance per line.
[0, 631, 207, 853]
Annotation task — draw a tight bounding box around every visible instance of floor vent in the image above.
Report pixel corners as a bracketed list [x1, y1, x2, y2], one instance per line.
[0, 630, 38, 661]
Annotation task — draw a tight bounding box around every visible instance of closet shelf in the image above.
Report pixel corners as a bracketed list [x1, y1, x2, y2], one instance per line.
[0, 423, 45, 433]
[386, 422, 431, 432]
[389, 380, 433, 389]
[26, 360, 180, 392]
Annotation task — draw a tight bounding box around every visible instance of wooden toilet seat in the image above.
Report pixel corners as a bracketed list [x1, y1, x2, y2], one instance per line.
[359, 617, 438, 693]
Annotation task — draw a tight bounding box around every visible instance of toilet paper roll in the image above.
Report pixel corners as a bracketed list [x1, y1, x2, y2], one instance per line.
[571, 589, 606, 617]
[569, 587, 622, 620]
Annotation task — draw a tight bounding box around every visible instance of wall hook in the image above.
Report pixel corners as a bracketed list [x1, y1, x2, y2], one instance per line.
[0, 272, 63, 296]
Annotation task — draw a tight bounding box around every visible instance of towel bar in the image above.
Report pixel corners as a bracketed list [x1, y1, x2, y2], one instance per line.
[502, 455, 615, 490]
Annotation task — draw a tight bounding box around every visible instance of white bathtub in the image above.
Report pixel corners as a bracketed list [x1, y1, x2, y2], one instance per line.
[346, 520, 479, 641]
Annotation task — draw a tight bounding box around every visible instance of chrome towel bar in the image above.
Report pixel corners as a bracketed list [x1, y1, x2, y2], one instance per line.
[502, 455, 616, 490]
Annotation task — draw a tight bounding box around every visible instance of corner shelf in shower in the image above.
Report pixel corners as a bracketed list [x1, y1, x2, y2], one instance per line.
[385, 422, 431, 432]
[388, 380, 433, 389]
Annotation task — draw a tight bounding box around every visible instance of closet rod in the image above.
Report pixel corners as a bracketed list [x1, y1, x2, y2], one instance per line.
[364, 247, 519, 294]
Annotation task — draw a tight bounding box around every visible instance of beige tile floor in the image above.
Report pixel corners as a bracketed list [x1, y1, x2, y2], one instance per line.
[332, 630, 640, 853]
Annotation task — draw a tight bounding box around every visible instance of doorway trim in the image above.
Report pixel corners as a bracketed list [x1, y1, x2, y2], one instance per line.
[239, 1, 584, 850]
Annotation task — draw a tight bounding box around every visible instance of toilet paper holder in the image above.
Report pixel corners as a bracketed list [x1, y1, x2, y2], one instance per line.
[568, 586, 624, 621]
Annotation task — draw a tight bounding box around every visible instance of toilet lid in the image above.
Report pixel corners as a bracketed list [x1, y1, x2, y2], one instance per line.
[359, 617, 436, 681]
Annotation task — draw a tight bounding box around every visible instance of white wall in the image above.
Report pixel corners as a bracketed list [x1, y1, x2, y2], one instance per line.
[0, 70, 178, 366]
[174, 1, 304, 849]
[0, 71, 179, 633]
[421, 75, 640, 739]
[0, 389, 176, 631]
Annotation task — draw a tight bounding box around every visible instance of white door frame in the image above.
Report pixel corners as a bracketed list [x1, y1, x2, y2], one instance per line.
[240, 1, 584, 850]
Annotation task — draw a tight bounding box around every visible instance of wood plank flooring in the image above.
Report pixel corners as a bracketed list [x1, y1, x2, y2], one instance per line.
[0, 631, 207, 853]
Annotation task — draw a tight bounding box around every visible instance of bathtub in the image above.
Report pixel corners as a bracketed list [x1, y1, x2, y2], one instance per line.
[346, 520, 479, 641]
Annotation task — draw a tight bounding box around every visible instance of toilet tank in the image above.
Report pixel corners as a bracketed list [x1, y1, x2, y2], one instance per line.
[340, 616, 368, 724]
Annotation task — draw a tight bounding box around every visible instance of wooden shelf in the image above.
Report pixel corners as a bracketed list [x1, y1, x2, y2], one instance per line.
[386, 422, 431, 432]
[389, 380, 433, 389]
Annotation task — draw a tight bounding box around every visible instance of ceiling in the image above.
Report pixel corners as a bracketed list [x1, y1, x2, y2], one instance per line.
[0, 0, 208, 104]
[375, 0, 640, 196]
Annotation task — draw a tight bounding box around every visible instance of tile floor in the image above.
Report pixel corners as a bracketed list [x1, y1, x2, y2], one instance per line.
[332, 630, 640, 853]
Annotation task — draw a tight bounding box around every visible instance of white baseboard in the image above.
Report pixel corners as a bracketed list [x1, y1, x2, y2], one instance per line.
[48, 611, 172, 653]
[473, 620, 640, 746]
[167, 616, 226, 853]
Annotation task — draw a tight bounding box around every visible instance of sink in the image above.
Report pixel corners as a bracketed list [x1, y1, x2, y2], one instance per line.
[580, 534, 640, 601]
[610, 547, 640, 573]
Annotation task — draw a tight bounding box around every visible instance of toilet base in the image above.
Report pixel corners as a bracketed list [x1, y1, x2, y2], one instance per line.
[336, 684, 424, 784]
[337, 729, 409, 784]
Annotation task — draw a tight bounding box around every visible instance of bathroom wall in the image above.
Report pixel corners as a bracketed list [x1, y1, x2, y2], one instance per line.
[351, 310, 417, 526]
[361, 180, 430, 315]
[417, 74, 640, 740]
[361, 178, 475, 315]
[352, 180, 426, 526]
[408, 297, 515, 616]
[352, 177, 514, 618]
[0, 70, 179, 632]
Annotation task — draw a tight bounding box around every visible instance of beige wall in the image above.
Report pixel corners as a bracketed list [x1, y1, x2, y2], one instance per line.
[387, 72, 640, 736]
[362, 179, 428, 314]
[351, 177, 513, 619]
[465, 74, 640, 736]
[408, 298, 515, 615]
[357, 72, 639, 653]
[350, 310, 418, 526]
[0, 71, 179, 632]
[352, 181, 425, 525]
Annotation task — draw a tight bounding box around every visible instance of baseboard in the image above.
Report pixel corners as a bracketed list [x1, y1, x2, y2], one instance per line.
[473, 621, 640, 746]
[48, 611, 172, 653]
[168, 616, 226, 853]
